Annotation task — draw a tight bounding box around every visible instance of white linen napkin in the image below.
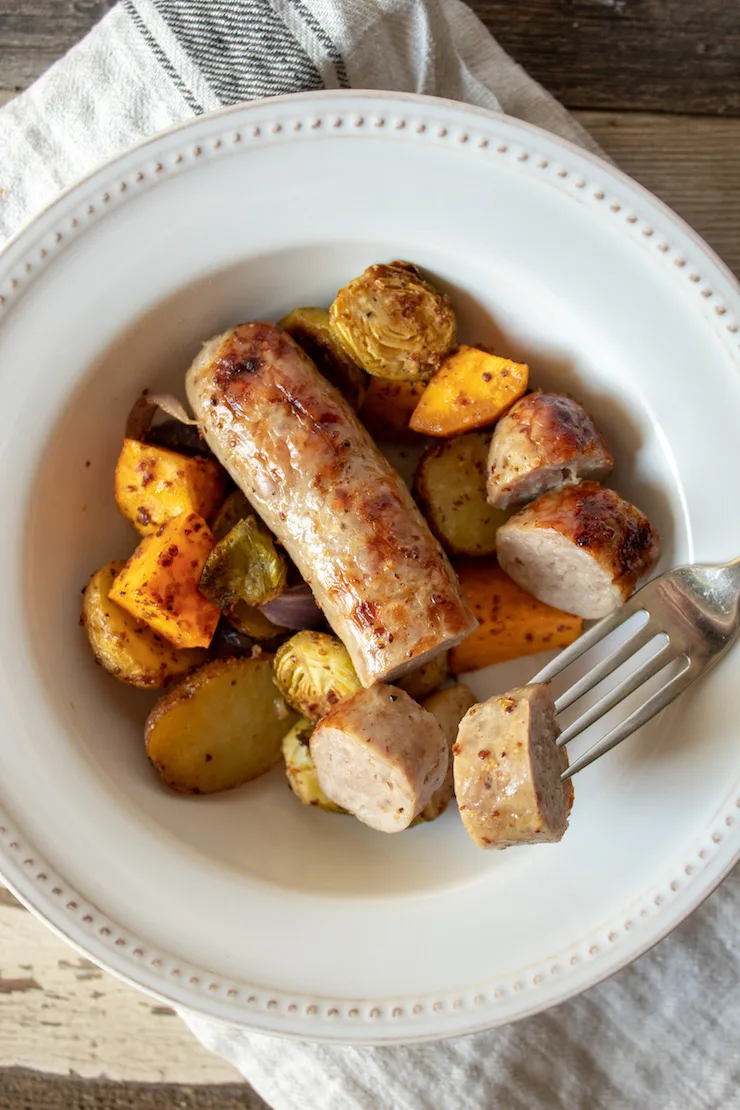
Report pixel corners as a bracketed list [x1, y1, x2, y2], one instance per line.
[2, 3, 739, 1109]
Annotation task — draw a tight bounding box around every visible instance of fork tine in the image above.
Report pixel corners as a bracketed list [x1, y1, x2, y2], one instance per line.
[554, 619, 658, 713]
[556, 640, 677, 746]
[531, 599, 648, 685]
[561, 660, 694, 779]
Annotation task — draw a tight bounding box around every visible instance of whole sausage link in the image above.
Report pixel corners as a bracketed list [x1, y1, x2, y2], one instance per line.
[186, 323, 476, 685]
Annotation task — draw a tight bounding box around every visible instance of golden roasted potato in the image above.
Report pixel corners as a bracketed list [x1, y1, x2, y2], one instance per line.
[279, 306, 368, 410]
[114, 438, 224, 535]
[199, 515, 287, 611]
[211, 489, 252, 542]
[330, 262, 456, 381]
[281, 718, 347, 812]
[146, 656, 296, 793]
[396, 651, 449, 701]
[414, 432, 510, 556]
[227, 600, 287, 642]
[110, 512, 220, 650]
[416, 683, 477, 822]
[274, 631, 362, 720]
[82, 561, 207, 687]
[359, 378, 426, 443]
[409, 346, 528, 436]
[449, 560, 583, 674]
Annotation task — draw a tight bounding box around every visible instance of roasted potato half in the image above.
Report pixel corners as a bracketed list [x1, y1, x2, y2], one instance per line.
[330, 262, 456, 382]
[282, 718, 347, 812]
[415, 432, 510, 556]
[279, 307, 368, 410]
[199, 515, 287, 611]
[274, 631, 362, 720]
[82, 561, 207, 687]
[396, 651, 450, 701]
[145, 656, 297, 793]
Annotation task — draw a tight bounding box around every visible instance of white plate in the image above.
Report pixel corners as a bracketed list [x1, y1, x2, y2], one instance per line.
[1, 90, 739, 1044]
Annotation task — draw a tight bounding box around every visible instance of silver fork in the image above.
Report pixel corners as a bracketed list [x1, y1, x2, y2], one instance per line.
[530, 556, 740, 780]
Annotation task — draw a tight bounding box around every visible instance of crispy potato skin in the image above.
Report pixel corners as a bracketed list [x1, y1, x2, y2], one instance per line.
[82, 561, 207, 687]
[449, 560, 583, 673]
[415, 432, 509, 556]
[114, 438, 224, 535]
[410, 347, 528, 437]
[145, 656, 297, 793]
[110, 512, 220, 649]
[186, 323, 476, 686]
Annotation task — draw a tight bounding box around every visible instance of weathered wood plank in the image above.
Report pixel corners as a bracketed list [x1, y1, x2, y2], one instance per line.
[476, 0, 740, 117]
[0, 0, 739, 115]
[0, 901, 244, 1085]
[0, 0, 115, 99]
[575, 111, 740, 276]
[0, 1070, 269, 1109]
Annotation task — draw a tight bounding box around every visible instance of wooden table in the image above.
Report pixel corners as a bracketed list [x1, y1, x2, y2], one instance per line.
[0, 2, 738, 1107]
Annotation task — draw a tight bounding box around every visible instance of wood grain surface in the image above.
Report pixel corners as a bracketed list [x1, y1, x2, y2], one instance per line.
[1, 0, 740, 115]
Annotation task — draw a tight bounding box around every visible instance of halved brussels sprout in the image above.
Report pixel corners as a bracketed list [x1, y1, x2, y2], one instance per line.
[211, 489, 251, 542]
[282, 718, 347, 812]
[279, 307, 368, 410]
[329, 262, 457, 382]
[274, 630, 362, 720]
[199, 515, 287, 610]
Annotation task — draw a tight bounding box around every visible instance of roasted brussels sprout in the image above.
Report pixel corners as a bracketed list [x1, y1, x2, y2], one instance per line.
[274, 630, 362, 720]
[330, 262, 456, 382]
[279, 307, 368, 410]
[199, 515, 287, 611]
[211, 489, 252, 542]
[281, 718, 347, 812]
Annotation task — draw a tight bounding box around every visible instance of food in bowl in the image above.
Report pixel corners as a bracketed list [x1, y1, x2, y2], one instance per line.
[79, 261, 660, 848]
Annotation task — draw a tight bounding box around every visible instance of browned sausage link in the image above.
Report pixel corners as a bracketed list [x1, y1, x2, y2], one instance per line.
[186, 324, 476, 685]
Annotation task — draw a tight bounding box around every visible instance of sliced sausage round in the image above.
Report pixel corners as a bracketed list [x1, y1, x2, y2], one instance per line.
[310, 684, 448, 832]
[453, 683, 572, 849]
[487, 392, 614, 510]
[185, 323, 476, 687]
[496, 481, 660, 618]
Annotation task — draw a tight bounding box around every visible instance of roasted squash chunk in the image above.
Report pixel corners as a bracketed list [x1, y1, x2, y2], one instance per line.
[409, 346, 528, 437]
[359, 378, 426, 443]
[449, 560, 582, 674]
[114, 437, 224, 535]
[110, 512, 220, 649]
[82, 561, 207, 687]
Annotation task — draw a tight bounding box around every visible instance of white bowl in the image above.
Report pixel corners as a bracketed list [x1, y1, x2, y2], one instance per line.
[1, 91, 740, 1044]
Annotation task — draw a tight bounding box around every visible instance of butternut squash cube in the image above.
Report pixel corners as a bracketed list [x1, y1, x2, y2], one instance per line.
[359, 378, 426, 443]
[114, 437, 224, 535]
[110, 513, 220, 649]
[409, 346, 528, 437]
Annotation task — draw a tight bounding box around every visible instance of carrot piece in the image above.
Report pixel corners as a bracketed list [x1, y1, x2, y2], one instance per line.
[449, 559, 582, 674]
[110, 512, 220, 649]
[409, 346, 528, 437]
[359, 378, 427, 443]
